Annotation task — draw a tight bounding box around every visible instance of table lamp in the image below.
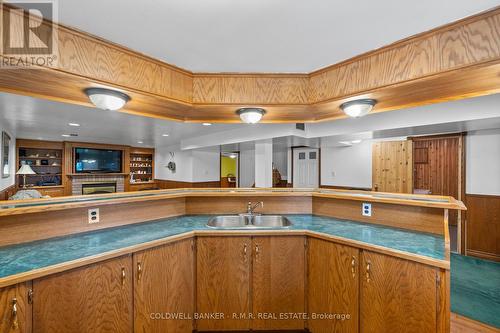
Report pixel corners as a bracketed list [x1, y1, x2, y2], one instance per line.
[16, 164, 36, 188]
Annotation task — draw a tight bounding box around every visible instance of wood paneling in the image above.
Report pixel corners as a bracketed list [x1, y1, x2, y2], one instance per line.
[0, 197, 185, 246]
[360, 251, 437, 333]
[465, 194, 500, 261]
[312, 197, 444, 235]
[252, 236, 305, 330]
[0, 184, 16, 200]
[155, 179, 221, 189]
[186, 196, 312, 215]
[0, 282, 32, 333]
[134, 239, 194, 333]
[412, 136, 461, 225]
[372, 140, 413, 193]
[196, 236, 251, 331]
[308, 238, 359, 333]
[193, 74, 309, 104]
[1, 5, 500, 122]
[33, 256, 133, 333]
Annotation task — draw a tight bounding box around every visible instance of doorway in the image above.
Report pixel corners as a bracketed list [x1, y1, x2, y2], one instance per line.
[292, 148, 319, 188]
[220, 152, 239, 188]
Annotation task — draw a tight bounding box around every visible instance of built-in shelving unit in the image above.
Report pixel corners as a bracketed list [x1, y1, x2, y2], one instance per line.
[129, 148, 155, 187]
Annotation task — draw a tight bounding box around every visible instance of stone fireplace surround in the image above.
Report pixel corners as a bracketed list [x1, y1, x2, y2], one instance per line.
[71, 174, 125, 196]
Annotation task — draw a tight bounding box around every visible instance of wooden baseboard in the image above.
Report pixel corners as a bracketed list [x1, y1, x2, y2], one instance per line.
[466, 249, 500, 262]
[451, 313, 499, 333]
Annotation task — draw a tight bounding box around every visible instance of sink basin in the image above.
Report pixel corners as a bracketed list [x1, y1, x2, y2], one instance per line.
[207, 215, 292, 229]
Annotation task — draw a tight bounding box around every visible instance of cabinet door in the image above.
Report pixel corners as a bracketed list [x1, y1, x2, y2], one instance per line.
[0, 282, 32, 333]
[134, 239, 194, 333]
[33, 256, 133, 333]
[308, 238, 359, 333]
[196, 236, 251, 331]
[252, 236, 305, 330]
[360, 251, 437, 333]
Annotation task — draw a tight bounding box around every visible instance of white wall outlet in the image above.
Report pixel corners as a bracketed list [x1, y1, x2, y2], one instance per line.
[331, 171, 336, 177]
[88, 208, 100, 224]
[362, 203, 372, 217]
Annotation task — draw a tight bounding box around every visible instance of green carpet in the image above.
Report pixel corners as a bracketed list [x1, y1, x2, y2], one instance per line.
[451, 253, 500, 328]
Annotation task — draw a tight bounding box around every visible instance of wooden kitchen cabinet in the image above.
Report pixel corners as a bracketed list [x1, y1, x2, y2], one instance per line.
[33, 256, 133, 333]
[252, 236, 305, 330]
[308, 238, 359, 333]
[196, 236, 251, 331]
[134, 239, 194, 333]
[0, 282, 32, 333]
[360, 251, 437, 333]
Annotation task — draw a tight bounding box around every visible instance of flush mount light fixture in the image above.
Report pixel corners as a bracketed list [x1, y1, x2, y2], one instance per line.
[202, 123, 212, 126]
[162, 134, 169, 137]
[84, 88, 130, 111]
[236, 108, 266, 124]
[340, 99, 376, 118]
[137, 141, 143, 144]
[68, 123, 80, 127]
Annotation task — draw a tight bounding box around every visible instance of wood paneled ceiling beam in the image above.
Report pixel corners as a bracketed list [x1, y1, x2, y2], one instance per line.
[1, 5, 499, 123]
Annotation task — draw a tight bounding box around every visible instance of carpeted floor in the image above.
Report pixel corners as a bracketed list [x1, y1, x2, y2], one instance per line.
[451, 253, 500, 328]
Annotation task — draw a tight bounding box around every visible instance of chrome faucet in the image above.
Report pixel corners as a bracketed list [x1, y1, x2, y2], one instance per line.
[247, 201, 263, 215]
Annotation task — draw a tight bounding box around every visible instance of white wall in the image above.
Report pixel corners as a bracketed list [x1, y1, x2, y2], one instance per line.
[321, 140, 372, 189]
[240, 148, 255, 187]
[466, 129, 500, 195]
[155, 145, 219, 182]
[255, 139, 273, 188]
[0, 123, 15, 191]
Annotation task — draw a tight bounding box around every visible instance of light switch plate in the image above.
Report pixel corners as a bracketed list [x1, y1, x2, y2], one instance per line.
[362, 203, 372, 217]
[88, 208, 100, 224]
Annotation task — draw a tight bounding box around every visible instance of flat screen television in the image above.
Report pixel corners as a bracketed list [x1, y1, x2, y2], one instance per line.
[74, 148, 122, 173]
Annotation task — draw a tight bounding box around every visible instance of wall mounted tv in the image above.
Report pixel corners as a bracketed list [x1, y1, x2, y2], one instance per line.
[74, 148, 122, 173]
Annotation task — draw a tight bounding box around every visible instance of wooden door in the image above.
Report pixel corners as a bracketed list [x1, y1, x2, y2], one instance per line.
[372, 141, 413, 193]
[360, 251, 437, 333]
[308, 238, 359, 333]
[134, 239, 194, 333]
[252, 236, 305, 330]
[413, 136, 461, 225]
[196, 236, 251, 331]
[0, 282, 32, 333]
[33, 256, 133, 333]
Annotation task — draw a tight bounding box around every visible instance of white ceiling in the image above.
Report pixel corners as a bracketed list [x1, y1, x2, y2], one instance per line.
[0, 92, 239, 147]
[56, 0, 499, 72]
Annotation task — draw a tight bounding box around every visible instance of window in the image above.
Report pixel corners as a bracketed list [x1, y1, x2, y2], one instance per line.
[309, 151, 317, 159]
[299, 152, 306, 160]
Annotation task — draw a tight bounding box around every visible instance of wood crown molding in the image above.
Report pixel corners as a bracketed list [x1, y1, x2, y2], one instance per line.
[1, 5, 499, 122]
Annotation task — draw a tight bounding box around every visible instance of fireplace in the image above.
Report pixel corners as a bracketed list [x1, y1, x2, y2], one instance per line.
[82, 182, 117, 195]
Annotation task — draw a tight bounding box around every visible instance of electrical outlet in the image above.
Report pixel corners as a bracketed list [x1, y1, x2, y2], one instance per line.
[331, 171, 336, 177]
[88, 208, 100, 224]
[362, 203, 372, 217]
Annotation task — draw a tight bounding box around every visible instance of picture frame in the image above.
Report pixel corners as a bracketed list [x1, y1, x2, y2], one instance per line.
[1, 131, 11, 178]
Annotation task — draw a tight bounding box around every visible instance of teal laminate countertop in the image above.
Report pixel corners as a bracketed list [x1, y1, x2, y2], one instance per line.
[0, 214, 445, 280]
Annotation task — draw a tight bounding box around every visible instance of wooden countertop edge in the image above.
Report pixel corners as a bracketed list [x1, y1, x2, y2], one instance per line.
[0, 190, 466, 217]
[0, 229, 449, 289]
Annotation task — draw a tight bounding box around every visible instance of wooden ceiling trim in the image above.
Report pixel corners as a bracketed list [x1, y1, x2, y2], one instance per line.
[309, 8, 500, 103]
[0, 5, 499, 122]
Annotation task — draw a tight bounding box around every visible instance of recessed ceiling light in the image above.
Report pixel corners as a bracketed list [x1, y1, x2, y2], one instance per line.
[162, 134, 169, 137]
[236, 108, 266, 124]
[351, 139, 362, 144]
[137, 141, 143, 144]
[84, 87, 130, 111]
[68, 123, 80, 127]
[340, 99, 377, 118]
[338, 141, 352, 146]
[61, 134, 71, 137]
[202, 123, 212, 126]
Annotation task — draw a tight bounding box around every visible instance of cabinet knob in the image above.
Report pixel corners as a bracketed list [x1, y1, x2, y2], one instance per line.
[351, 256, 356, 278]
[243, 243, 248, 262]
[12, 298, 18, 330]
[137, 262, 142, 282]
[366, 261, 371, 283]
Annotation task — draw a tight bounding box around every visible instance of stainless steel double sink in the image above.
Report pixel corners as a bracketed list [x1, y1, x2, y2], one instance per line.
[207, 215, 292, 229]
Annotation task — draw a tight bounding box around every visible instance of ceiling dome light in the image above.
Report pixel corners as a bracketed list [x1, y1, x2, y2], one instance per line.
[84, 88, 130, 111]
[340, 99, 376, 118]
[237, 108, 266, 124]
